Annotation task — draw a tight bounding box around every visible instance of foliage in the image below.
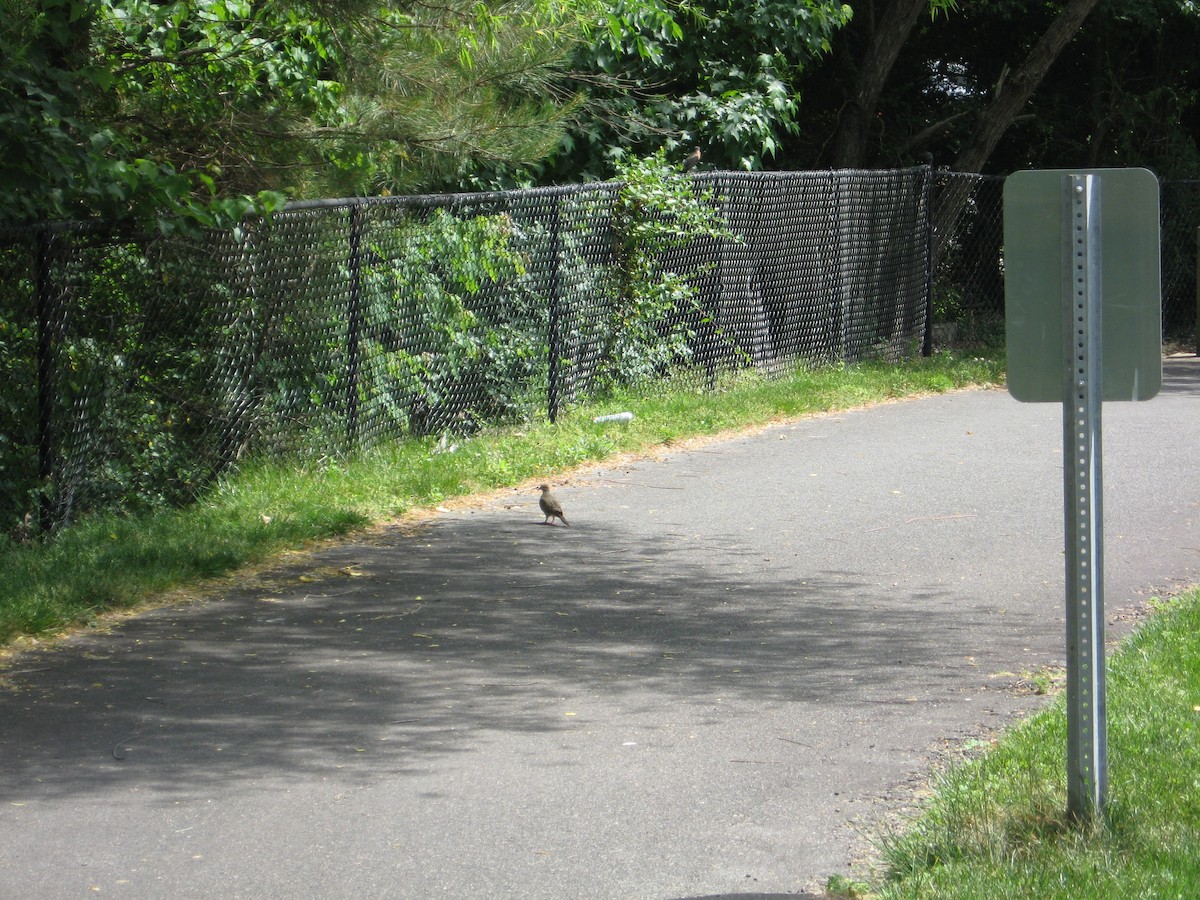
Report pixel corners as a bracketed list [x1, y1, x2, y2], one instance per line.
[357, 209, 547, 435]
[0, 238, 39, 535]
[0, 207, 556, 537]
[1, 0, 587, 225]
[599, 150, 738, 389]
[39, 238, 230, 525]
[1, 0, 292, 227]
[788, 0, 1200, 176]
[1020, 0, 1200, 176]
[931, 282, 964, 323]
[519, 0, 853, 183]
[336, 0, 587, 195]
[0, 153, 962, 540]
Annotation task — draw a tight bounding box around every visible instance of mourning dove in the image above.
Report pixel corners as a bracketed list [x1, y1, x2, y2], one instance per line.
[683, 147, 701, 172]
[538, 484, 569, 527]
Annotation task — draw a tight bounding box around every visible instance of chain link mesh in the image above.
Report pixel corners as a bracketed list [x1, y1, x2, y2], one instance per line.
[1161, 180, 1200, 340]
[932, 173, 1006, 347]
[3, 169, 1196, 534]
[931, 174, 1200, 346]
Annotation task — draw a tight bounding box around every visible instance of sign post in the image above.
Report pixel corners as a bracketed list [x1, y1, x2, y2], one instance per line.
[1004, 168, 1161, 820]
[1062, 173, 1107, 817]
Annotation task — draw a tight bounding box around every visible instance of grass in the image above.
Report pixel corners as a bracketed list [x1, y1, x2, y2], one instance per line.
[866, 590, 1200, 899]
[0, 350, 1003, 648]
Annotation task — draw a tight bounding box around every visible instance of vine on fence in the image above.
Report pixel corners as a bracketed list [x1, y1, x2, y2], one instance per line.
[601, 150, 738, 390]
[358, 208, 545, 437]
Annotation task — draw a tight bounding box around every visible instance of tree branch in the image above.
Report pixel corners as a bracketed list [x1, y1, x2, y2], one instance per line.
[950, 0, 1102, 174]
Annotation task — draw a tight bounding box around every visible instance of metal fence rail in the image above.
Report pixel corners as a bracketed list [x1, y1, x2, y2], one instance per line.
[1, 167, 1196, 535]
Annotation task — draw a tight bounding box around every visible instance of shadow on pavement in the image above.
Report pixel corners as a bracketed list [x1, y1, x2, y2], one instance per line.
[1158, 356, 1200, 396]
[0, 513, 970, 802]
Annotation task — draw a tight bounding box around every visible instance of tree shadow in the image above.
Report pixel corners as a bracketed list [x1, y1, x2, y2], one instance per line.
[0, 514, 970, 802]
[1158, 356, 1200, 396]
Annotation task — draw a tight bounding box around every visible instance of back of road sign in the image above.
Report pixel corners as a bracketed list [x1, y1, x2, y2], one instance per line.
[1004, 168, 1162, 403]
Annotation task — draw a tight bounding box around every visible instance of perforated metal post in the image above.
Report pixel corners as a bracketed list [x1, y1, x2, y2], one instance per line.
[1062, 173, 1107, 819]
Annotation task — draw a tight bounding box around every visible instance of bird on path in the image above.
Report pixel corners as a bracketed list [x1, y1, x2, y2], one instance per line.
[538, 484, 569, 527]
[682, 147, 701, 172]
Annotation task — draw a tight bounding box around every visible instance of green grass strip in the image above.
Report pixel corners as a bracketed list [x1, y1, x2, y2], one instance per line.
[0, 351, 1003, 647]
[872, 590, 1200, 899]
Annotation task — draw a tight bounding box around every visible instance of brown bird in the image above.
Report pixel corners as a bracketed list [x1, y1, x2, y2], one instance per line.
[682, 147, 701, 172]
[538, 484, 569, 527]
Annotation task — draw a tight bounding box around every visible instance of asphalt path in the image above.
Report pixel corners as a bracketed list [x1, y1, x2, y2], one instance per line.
[3, 358, 1199, 899]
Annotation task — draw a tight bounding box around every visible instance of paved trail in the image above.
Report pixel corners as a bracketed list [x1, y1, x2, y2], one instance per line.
[3, 359, 1198, 899]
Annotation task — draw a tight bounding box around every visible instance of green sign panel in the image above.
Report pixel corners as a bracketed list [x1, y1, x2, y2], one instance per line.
[1004, 168, 1162, 402]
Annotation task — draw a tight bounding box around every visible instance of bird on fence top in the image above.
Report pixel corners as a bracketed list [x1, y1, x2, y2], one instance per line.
[538, 484, 569, 527]
[683, 147, 701, 172]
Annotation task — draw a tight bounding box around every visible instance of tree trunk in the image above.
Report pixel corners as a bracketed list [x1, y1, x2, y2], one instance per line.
[830, 0, 930, 168]
[951, 0, 1102, 174]
[935, 0, 1102, 261]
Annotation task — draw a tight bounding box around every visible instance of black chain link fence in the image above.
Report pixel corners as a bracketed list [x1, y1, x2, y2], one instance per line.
[931, 172, 1006, 347]
[931, 173, 1199, 345]
[2, 167, 1197, 536]
[1160, 180, 1200, 341]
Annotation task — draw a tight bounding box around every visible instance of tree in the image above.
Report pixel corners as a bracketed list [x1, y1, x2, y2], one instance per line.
[800, 0, 1105, 173]
[914, 0, 1100, 264]
[312, 0, 587, 195]
[947, 0, 1102, 174]
[0, 0, 588, 225]
[1005, 0, 1200, 177]
[533, 0, 854, 182]
[828, 0, 957, 168]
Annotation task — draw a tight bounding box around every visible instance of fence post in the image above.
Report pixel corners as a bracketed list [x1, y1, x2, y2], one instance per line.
[834, 171, 849, 361]
[346, 203, 364, 450]
[547, 193, 563, 423]
[34, 227, 55, 534]
[1195, 225, 1199, 357]
[921, 156, 936, 357]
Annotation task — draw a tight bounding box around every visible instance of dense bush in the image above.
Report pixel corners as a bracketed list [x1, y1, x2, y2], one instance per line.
[356, 208, 549, 436]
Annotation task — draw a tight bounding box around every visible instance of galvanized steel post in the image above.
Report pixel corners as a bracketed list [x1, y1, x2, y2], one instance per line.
[1062, 173, 1107, 819]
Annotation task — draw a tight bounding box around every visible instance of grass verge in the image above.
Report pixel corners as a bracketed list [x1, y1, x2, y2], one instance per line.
[0, 351, 1003, 649]
[868, 589, 1200, 899]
